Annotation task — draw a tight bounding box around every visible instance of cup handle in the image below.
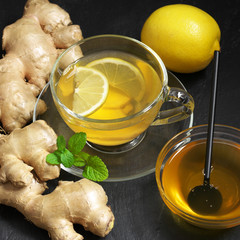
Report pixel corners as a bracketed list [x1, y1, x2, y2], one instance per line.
[151, 86, 194, 126]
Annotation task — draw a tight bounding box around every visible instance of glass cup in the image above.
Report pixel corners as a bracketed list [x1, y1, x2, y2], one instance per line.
[155, 124, 240, 229]
[50, 34, 194, 153]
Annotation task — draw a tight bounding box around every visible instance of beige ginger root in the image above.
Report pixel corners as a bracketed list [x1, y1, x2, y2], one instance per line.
[0, 120, 60, 187]
[0, 120, 114, 239]
[0, 0, 83, 132]
[0, 2, 115, 238]
[0, 178, 115, 240]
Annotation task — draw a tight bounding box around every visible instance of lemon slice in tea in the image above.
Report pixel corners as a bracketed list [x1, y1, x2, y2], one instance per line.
[57, 64, 76, 97]
[86, 57, 145, 101]
[72, 67, 109, 116]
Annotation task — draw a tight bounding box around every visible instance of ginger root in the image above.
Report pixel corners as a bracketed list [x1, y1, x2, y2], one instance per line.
[0, 1, 115, 238]
[0, 0, 114, 240]
[0, 178, 114, 240]
[0, 120, 60, 187]
[0, 0, 83, 132]
[0, 120, 115, 239]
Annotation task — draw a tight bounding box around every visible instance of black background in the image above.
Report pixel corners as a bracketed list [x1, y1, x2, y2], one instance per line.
[0, 0, 240, 239]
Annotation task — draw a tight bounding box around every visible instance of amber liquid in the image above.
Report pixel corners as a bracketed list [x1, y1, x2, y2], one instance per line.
[55, 50, 163, 146]
[158, 139, 240, 223]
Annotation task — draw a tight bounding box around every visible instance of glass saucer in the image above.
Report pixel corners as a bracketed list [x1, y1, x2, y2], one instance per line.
[33, 71, 193, 182]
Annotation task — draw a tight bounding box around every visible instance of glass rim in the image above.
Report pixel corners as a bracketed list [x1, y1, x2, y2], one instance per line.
[163, 124, 240, 145]
[49, 34, 168, 124]
[157, 123, 240, 226]
[158, 124, 240, 170]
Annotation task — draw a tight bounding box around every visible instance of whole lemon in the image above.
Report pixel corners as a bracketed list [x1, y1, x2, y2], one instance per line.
[141, 4, 221, 73]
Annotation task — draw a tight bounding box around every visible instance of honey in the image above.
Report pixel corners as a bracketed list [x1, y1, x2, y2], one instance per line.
[157, 139, 240, 222]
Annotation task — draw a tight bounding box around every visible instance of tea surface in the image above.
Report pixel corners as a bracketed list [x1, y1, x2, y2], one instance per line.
[57, 50, 162, 120]
[55, 50, 163, 146]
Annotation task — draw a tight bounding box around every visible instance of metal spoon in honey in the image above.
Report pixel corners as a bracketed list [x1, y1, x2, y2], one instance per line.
[187, 51, 222, 215]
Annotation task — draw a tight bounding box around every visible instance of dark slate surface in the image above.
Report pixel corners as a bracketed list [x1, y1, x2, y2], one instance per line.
[1, 0, 240, 239]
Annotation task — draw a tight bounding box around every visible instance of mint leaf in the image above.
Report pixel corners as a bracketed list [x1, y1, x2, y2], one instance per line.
[46, 132, 109, 181]
[68, 132, 86, 155]
[77, 151, 90, 161]
[82, 156, 108, 181]
[53, 149, 62, 159]
[46, 153, 60, 165]
[73, 152, 90, 167]
[60, 149, 74, 168]
[57, 135, 66, 151]
[73, 157, 86, 167]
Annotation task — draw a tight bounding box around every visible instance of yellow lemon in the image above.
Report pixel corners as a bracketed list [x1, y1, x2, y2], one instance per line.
[141, 4, 221, 73]
[86, 57, 145, 101]
[72, 67, 109, 116]
[58, 64, 76, 97]
[88, 85, 133, 120]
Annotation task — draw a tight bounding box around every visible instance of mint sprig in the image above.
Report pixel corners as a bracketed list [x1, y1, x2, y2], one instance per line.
[46, 132, 108, 182]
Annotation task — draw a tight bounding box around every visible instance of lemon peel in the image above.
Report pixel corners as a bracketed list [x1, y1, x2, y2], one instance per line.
[141, 4, 221, 73]
[72, 67, 109, 116]
[87, 57, 145, 101]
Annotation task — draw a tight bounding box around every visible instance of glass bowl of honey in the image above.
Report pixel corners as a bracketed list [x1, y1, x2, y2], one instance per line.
[155, 124, 240, 229]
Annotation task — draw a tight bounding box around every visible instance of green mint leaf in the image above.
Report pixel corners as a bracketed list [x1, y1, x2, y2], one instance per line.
[77, 151, 90, 161]
[73, 152, 90, 167]
[82, 156, 108, 182]
[46, 153, 61, 165]
[53, 149, 62, 159]
[60, 149, 74, 168]
[73, 157, 86, 167]
[68, 132, 87, 155]
[57, 135, 66, 151]
[46, 133, 109, 182]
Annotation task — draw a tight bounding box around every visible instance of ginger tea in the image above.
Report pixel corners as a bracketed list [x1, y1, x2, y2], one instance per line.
[158, 139, 240, 222]
[56, 50, 163, 146]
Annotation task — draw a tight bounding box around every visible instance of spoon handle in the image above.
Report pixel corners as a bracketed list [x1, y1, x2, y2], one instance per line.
[204, 50, 220, 184]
